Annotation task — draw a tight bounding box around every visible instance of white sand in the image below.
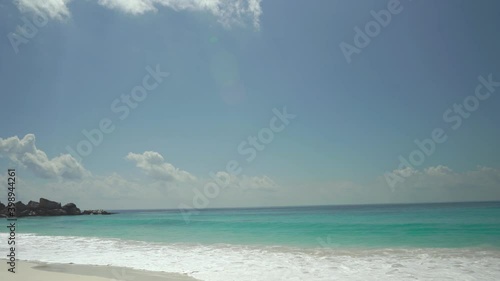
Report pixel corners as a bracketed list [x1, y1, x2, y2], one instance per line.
[0, 260, 200, 281]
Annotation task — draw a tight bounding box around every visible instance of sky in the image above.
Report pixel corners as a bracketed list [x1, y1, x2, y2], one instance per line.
[0, 0, 500, 209]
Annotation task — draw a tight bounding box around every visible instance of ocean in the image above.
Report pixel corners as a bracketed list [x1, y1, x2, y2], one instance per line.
[2, 202, 500, 280]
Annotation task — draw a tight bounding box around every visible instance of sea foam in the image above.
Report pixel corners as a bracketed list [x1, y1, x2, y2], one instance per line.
[1, 233, 500, 280]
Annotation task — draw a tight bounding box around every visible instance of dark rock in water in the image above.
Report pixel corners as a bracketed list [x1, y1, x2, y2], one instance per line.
[27, 200, 40, 209]
[15, 201, 27, 212]
[4, 198, 113, 217]
[82, 209, 114, 215]
[63, 203, 81, 215]
[19, 209, 31, 217]
[39, 198, 61, 209]
[32, 209, 48, 216]
[68, 208, 81, 215]
[46, 209, 67, 216]
[63, 203, 77, 210]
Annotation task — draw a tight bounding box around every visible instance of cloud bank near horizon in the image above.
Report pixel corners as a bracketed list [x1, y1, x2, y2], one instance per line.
[1, 133, 499, 209]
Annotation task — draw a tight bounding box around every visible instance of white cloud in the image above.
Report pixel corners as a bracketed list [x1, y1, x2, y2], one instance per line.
[14, 0, 263, 28]
[96, 0, 156, 14]
[0, 134, 90, 180]
[97, 0, 262, 28]
[126, 151, 196, 182]
[424, 165, 454, 176]
[239, 175, 277, 190]
[14, 0, 71, 20]
[390, 166, 419, 178]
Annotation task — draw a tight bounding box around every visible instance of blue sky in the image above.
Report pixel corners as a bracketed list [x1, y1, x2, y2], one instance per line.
[1, 0, 500, 209]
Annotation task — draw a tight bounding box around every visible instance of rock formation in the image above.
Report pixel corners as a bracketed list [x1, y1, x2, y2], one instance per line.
[0, 198, 113, 217]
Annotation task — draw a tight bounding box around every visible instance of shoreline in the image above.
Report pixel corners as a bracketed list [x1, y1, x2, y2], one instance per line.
[0, 260, 201, 281]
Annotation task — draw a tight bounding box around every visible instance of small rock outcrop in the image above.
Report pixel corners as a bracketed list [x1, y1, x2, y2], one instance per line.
[0, 199, 112, 217]
[63, 203, 81, 215]
[82, 209, 113, 215]
[63, 203, 77, 210]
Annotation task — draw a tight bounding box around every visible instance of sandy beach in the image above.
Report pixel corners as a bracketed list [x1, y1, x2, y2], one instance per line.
[0, 260, 200, 281]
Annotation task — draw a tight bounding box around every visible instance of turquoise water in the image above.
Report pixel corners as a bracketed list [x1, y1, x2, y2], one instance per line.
[9, 201, 500, 248]
[2, 202, 500, 280]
